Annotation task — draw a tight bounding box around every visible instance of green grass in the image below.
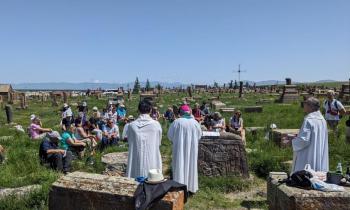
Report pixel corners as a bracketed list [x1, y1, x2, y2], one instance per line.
[0, 92, 349, 209]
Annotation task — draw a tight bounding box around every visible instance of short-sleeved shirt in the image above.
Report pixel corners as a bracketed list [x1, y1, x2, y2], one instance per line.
[39, 138, 59, 160]
[117, 108, 126, 118]
[324, 99, 344, 121]
[60, 132, 75, 150]
[30, 123, 41, 139]
[103, 124, 120, 138]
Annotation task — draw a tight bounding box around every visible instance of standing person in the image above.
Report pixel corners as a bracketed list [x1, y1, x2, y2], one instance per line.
[192, 103, 204, 122]
[39, 131, 72, 174]
[61, 103, 74, 130]
[323, 90, 348, 138]
[122, 115, 135, 141]
[292, 97, 329, 173]
[168, 104, 202, 193]
[126, 100, 162, 178]
[163, 107, 175, 123]
[77, 101, 88, 124]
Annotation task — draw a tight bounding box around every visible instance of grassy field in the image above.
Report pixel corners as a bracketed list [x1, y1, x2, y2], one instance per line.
[0, 92, 349, 210]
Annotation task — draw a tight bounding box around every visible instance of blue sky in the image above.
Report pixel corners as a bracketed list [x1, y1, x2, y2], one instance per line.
[0, 0, 349, 84]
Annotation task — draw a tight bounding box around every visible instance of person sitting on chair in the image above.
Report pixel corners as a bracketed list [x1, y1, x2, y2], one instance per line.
[227, 110, 246, 145]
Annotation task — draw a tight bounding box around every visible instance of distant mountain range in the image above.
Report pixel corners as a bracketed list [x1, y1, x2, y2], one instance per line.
[11, 80, 340, 90]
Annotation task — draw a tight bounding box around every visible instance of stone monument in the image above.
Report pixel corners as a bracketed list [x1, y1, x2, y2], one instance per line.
[277, 78, 300, 103]
[198, 133, 249, 178]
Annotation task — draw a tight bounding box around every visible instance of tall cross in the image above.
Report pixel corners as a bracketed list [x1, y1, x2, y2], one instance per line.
[233, 64, 247, 83]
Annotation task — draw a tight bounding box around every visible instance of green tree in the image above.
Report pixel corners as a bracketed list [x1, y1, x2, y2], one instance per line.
[229, 80, 233, 89]
[133, 77, 141, 94]
[145, 79, 151, 91]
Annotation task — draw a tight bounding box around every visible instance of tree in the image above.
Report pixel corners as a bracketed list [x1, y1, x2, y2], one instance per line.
[213, 81, 219, 88]
[229, 80, 233, 89]
[132, 77, 141, 94]
[234, 80, 238, 89]
[156, 83, 162, 91]
[145, 79, 151, 91]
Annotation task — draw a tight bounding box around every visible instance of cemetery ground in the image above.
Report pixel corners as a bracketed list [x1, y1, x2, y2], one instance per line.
[0, 92, 350, 210]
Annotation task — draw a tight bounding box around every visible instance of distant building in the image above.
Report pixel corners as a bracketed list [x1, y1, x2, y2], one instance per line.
[0, 84, 14, 102]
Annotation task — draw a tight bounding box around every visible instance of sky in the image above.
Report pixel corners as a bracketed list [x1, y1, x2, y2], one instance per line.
[0, 0, 349, 84]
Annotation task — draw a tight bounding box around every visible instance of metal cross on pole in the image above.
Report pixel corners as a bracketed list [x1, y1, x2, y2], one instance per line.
[233, 64, 247, 83]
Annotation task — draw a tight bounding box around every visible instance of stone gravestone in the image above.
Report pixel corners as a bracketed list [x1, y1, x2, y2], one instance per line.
[267, 172, 350, 210]
[187, 86, 192, 98]
[101, 152, 128, 176]
[49, 172, 185, 210]
[20, 93, 27, 109]
[277, 78, 300, 103]
[198, 133, 249, 178]
[51, 93, 58, 107]
[0, 96, 3, 108]
[339, 80, 350, 104]
[239, 81, 243, 98]
[5, 105, 13, 124]
[63, 92, 68, 104]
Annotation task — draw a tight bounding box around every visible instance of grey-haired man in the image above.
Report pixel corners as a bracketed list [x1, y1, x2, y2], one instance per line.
[39, 131, 72, 174]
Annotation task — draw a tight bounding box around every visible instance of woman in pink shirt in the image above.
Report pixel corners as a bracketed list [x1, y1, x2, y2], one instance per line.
[30, 116, 52, 140]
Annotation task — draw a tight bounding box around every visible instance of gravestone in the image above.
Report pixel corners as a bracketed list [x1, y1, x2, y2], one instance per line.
[270, 129, 299, 147]
[5, 105, 13, 124]
[20, 93, 27, 109]
[101, 152, 128, 176]
[51, 94, 58, 107]
[63, 92, 68, 104]
[267, 172, 350, 210]
[339, 80, 350, 104]
[277, 78, 300, 103]
[239, 81, 243, 98]
[244, 106, 263, 113]
[187, 86, 192, 98]
[211, 100, 226, 110]
[198, 133, 249, 178]
[49, 172, 185, 210]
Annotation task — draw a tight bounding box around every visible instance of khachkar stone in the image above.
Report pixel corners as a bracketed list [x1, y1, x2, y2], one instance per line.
[187, 86, 192, 98]
[51, 93, 58, 107]
[277, 78, 300, 103]
[239, 81, 243, 98]
[49, 172, 185, 210]
[20, 93, 27, 109]
[63, 91, 68, 104]
[198, 133, 249, 178]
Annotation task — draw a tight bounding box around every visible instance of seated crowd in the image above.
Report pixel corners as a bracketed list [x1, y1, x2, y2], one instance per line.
[33, 102, 131, 174]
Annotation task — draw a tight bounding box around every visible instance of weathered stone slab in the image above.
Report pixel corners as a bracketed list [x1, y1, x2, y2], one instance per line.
[270, 129, 299, 147]
[198, 134, 249, 177]
[211, 100, 226, 110]
[0, 185, 41, 200]
[49, 172, 185, 210]
[101, 152, 128, 176]
[219, 107, 235, 113]
[244, 106, 263, 113]
[267, 172, 350, 210]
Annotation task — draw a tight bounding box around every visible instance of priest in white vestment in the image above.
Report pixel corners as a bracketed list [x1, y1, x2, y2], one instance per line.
[168, 104, 202, 193]
[292, 97, 329, 173]
[126, 100, 162, 178]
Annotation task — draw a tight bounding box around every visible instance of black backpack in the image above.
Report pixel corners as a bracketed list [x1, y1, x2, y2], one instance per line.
[282, 170, 313, 190]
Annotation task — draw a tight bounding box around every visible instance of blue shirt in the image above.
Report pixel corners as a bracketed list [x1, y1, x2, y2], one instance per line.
[60, 132, 75, 150]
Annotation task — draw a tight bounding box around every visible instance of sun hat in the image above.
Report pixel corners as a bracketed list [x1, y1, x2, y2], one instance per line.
[92, 106, 98, 111]
[128, 115, 135, 120]
[30, 114, 36, 121]
[145, 169, 166, 184]
[63, 103, 69, 108]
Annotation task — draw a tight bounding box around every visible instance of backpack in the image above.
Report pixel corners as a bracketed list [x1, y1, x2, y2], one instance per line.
[281, 170, 313, 190]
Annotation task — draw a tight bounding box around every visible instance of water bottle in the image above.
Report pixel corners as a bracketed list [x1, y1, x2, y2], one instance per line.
[336, 162, 343, 174]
